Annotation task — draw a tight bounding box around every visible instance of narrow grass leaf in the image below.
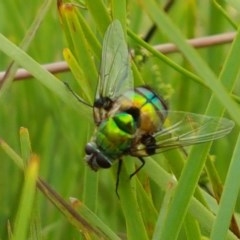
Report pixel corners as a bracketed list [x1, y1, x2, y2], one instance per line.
[37, 178, 116, 239]
[112, 0, 127, 30]
[152, 180, 175, 240]
[72, 197, 121, 240]
[136, 180, 158, 237]
[82, 168, 98, 211]
[210, 133, 240, 239]
[12, 154, 39, 240]
[0, 33, 91, 117]
[127, 30, 206, 88]
[19, 127, 32, 166]
[212, 0, 238, 29]
[85, 0, 111, 34]
[59, 3, 98, 89]
[0, 139, 24, 170]
[143, 158, 238, 239]
[119, 161, 149, 240]
[63, 48, 93, 103]
[184, 214, 201, 240]
[75, 10, 102, 58]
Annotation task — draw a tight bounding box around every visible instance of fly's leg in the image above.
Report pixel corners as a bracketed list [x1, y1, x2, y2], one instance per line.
[116, 157, 145, 197]
[115, 159, 122, 198]
[129, 157, 145, 179]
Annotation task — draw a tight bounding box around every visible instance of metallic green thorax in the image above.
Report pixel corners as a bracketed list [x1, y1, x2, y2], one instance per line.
[96, 113, 137, 159]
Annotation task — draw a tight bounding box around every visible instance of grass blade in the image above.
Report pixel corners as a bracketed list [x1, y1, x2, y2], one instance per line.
[0, 33, 91, 117]
[12, 155, 39, 240]
[210, 133, 240, 239]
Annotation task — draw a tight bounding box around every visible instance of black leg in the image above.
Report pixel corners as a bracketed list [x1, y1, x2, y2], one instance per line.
[115, 159, 122, 199]
[129, 157, 145, 179]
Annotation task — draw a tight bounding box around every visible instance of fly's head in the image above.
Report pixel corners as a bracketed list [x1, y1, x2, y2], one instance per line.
[85, 142, 112, 171]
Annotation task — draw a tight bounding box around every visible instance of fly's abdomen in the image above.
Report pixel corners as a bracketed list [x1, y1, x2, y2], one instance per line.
[95, 112, 136, 160]
[114, 86, 167, 134]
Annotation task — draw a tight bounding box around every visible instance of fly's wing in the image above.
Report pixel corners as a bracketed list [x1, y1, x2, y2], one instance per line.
[131, 111, 234, 156]
[96, 20, 133, 101]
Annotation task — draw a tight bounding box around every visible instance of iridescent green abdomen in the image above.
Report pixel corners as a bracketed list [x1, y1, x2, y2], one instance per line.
[113, 87, 167, 134]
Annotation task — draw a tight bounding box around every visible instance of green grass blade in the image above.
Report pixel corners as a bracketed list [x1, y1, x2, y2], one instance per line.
[37, 178, 119, 239]
[118, 161, 149, 240]
[128, 30, 206, 88]
[12, 155, 39, 240]
[19, 127, 32, 166]
[0, 139, 24, 170]
[0, 33, 91, 117]
[112, 0, 127, 28]
[144, 158, 237, 239]
[184, 214, 202, 240]
[63, 48, 93, 103]
[212, 0, 238, 29]
[210, 133, 240, 239]
[85, 0, 110, 33]
[82, 167, 98, 211]
[152, 180, 174, 240]
[59, 3, 98, 91]
[73, 197, 121, 240]
[75, 9, 102, 59]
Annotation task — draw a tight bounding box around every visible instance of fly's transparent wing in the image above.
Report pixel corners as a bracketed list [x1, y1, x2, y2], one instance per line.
[132, 111, 234, 156]
[96, 20, 133, 101]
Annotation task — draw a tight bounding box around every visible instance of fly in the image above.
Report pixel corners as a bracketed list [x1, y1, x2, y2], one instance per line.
[68, 20, 235, 197]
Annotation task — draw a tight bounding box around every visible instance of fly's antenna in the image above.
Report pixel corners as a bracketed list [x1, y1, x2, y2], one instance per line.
[64, 82, 93, 108]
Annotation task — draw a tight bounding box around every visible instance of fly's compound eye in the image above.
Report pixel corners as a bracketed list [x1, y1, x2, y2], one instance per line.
[85, 143, 94, 155]
[85, 143, 112, 169]
[96, 154, 111, 168]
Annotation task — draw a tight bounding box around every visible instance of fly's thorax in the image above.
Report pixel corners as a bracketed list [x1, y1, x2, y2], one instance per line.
[85, 112, 137, 170]
[96, 113, 136, 156]
[114, 87, 168, 134]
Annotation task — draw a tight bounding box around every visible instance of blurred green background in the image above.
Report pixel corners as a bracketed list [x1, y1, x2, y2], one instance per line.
[0, 0, 240, 239]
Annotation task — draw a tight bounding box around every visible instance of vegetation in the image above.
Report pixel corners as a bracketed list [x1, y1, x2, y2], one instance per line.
[0, 0, 240, 239]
